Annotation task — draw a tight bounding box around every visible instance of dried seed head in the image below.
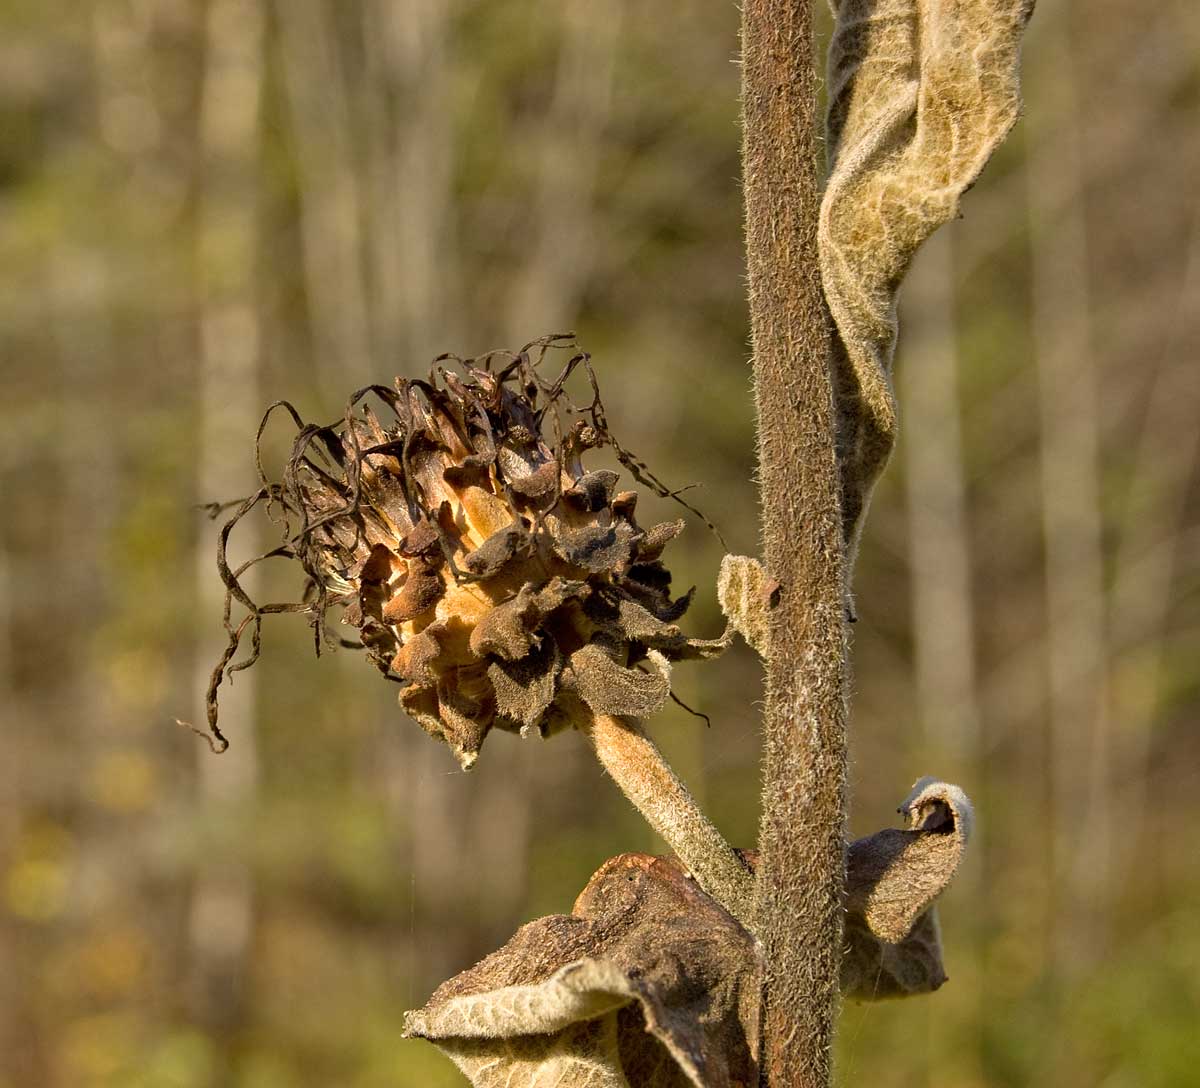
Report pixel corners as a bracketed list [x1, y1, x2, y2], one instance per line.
[207, 336, 727, 768]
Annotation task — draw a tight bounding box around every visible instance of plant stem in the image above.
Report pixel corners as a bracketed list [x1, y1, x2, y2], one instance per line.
[742, 0, 848, 1085]
[581, 712, 755, 926]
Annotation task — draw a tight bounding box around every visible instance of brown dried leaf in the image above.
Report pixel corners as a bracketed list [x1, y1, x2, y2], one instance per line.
[430, 1008, 634, 1088]
[404, 853, 762, 1088]
[469, 578, 589, 661]
[609, 595, 731, 662]
[398, 518, 442, 557]
[399, 684, 444, 741]
[382, 562, 443, 624]
[407, 782, 975, 1081]
[564, 470, 621, 513]
[820, 0, 1033, 556]
[391, 627, 442, 685]
[554, 520, 638, 574]
[565, 642, 672, 719]
[613, 597, 682, 644]
[842, 910, 948, 1001]
[633, 520, 685, 564]
[716, 555, 779, 657]
[489, 639, 561, 732]
[436, 668, 496, 770]
[463, 523, 528, 577]
[841, 778, 974, 999]
[508, 460, 559, 503]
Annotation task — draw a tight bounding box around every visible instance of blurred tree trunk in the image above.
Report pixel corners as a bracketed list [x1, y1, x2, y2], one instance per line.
[1028, 2, 1111, 977]
[901, 228, 985, 1083]
[277, 0, 372, 390]
[742, 1, 846, 1084]
[0, 544, 10, 1074]
[189, 0, 265, 1056]
[1108, 218, 1200, 891]
[363, 0, 459, 365]
[505, 0, 621, 336]
[902, 232, 980, 767]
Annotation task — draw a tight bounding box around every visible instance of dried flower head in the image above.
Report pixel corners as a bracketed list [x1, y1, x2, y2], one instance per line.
[205, 336, 727, 768]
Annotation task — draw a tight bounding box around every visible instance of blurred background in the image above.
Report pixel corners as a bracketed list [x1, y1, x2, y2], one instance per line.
[2, 0, 1197, 1085]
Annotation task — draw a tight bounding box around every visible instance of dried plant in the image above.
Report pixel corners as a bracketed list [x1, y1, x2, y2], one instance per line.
[202, 335, 753, 920]
[197, 0, 1032, 1080]
[738, 0, 1030, 1082]
[206, 336, 725, 767]
[404, 780, 973, 1085]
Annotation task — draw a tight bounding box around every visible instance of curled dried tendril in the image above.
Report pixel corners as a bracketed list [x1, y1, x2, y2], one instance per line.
[200, 334, 727, 767]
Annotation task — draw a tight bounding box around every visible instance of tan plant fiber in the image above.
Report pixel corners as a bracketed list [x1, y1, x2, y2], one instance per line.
[821, 0, 1035, 561]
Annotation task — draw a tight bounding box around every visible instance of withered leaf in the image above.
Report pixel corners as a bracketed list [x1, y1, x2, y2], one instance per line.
[619, 564, 692, 625]
[842, 910, 948, 1001]
[565, 470, 621, 513]
[436, 671, 495, 771]
[398, 518, 441, 557]
[840, 778, 974, 999]
[404, 853, 762, 1088]
[613, 595, 732, 661]
[566, 641, 672, 719]
[358, 543, 396, 585]
[506, 459, 559, 503]
[406, 779, 976, 1083]
[469, 588, 539, 661]
[634, 520, 685, 564]
[612, 490, 637, 517]
[614, 596, 681, 644]
[716, 555, 778, 657]
[362, 464, 412, 534]
[489, 639, 561, 732]
[555, 521, 637, 574]
[469, 578, 588, 661]
[820, 0, 1033, 558]
[391, 626, 443, 685]
[399, 685, 444, 742]
[382, 563, 443, 624]
[463, 523, 529, 577]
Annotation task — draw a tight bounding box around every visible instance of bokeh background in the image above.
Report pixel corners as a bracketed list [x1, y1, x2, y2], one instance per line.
[2, 0, 1198, 1085]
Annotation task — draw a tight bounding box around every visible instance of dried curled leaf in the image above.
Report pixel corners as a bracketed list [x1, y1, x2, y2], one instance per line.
[716, 555, 779, 657]
[406, 780, 975, 1083]
[405, 853, 763, 1088]
[840, 777, 974, 999]
[820, 0, 1034, 559]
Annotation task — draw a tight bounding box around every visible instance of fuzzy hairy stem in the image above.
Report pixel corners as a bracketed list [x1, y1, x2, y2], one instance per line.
[581, 712, 755, 926]
[742, 0, 849, 1085]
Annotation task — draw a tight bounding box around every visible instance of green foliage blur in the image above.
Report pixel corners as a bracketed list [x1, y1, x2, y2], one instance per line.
[2, 1, 1197, 1085]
